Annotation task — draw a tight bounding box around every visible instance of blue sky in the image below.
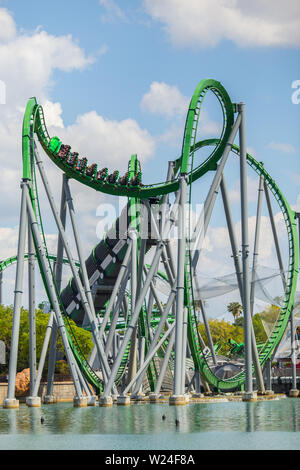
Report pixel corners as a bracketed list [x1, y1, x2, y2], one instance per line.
[3, 0, 299, 194]
[0, 0, 299, 313]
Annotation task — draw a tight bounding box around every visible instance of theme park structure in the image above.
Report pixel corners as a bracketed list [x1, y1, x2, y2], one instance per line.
[2, 78, 299, 408]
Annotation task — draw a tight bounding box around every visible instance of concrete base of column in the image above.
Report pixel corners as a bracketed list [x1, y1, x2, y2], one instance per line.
[87, 396, 97, 406]
[3, 398, 19, 409]
[117, 395, 131, 406]
[192, 393, 204, 398]
[242, 391, 257, 402]
[43, 395, 57, 404]
[26, 396, 41, 407]
[169, 394, 187, 406]
[73, 396, 88, 407]
[99, 396, 113, 407]
[131, 393, 145, 401]
[149, 393, 160, 403]
[289, 389, 299, 398]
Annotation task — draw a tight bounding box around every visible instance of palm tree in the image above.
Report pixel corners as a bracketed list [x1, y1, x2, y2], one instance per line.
[227, 302, 243, 323]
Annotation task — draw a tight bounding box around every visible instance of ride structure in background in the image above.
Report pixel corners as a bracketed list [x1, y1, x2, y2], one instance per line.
[2, 78, 299, 408]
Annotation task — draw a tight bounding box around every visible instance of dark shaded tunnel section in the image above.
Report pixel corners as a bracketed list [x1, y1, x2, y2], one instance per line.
[60, 196, 161, 326]
[59, 197, 160, 326]
[60, 203, 130, 326]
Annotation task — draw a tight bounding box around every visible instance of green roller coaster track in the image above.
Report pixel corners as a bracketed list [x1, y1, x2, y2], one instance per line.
[18, 78, 298, 393]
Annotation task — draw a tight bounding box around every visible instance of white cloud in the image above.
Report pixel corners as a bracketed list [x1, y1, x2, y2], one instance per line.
[42, 101, 64, 128]
[141, 81, 189, 117]
[99, 0, 128, 22]
[143, 0, 300, 48]
[0, 8, 16, 41]
[56, 110, 156, 174]
[0, 10, 100, 267]
[228, 175, 262, 204]
[267, 141, 296, 154]
[0, 32, 95, 106]
[0, 9, 157, 305]
[141, 81, 222, 148]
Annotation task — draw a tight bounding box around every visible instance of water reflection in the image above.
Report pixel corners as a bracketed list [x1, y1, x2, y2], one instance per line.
[0, 398, 299, 435]
[246, 403, 254, 432]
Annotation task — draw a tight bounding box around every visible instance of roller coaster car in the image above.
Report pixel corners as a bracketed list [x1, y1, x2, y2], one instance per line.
[75, 157, 87, 172]
[67, 152, 79, 167]
[57, 144, 71, 160]
[107, 170, 119, 184]
[86, 163, 97, 178]
[228, 338, 244, 356]
[129, 171, 141, 187]
[118, 172, 129, 186]
[96, 168, 108, 181]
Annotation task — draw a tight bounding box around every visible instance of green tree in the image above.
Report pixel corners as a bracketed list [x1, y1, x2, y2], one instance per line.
[198, 318, 244, 356]
[0, 305, 93, 375]
[234, 314, 268, 344]
[227, 302, 243, 323]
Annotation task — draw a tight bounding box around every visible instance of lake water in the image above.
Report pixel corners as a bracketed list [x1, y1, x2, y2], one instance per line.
[0, 397, 299, 450]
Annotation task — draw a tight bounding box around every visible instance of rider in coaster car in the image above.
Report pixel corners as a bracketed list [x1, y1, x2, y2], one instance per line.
[107, 170, 119, 184]
[75, 157, 87, 172]
[58, 144, 71, 160]
[68, 152, 79, 167]
[130, 171, 141, 186]
[96, 168, 108, 181]
[86, 163, 97, 177]
[119, 172, 129, 186]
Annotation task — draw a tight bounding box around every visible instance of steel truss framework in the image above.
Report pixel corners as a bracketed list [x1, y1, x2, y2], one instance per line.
[2, 79, 299, 408]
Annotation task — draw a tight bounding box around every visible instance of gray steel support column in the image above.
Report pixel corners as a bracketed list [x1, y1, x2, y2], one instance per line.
[264, 181, 286, 290]
[193, 277, 217, 363]
[162, 246, 175, 286]
[220, 177, 243, 295]
[74, 361, 92, 397]
[159, 161, 174, 240]
[98, 240, 132, 340]
[28, 220, 36, 395]
[290, 212, 300, 393]
[102, 241, 165, 397]
[135, 236, 147, 395]
[265, 358, 272, 391]
[25, 188, 83, 397]
[181, 306, 188, 393]
[290, 311, 297, 390]
[192, 112, 242, 266]
[46, 174, 67, 397]
[5, 182, 28, 401]
[146, 288, 155, 336]
[174, 175, 188, 396]
[127, 229, 138, 387]
[104, 268, 130, 356]
[122, 323, 175, 395]
[132, 281, 177, 394]
[165, 240, 176, 280]
[238, 102, 253, 394]
[194, 371, 201, 394]
[154, 329, 175, 395]
[31, 311, 55, 397]
[113, 333, 118, 361]
[34, 150, 115, 391]
[221, 175, 265, 392]
[250, 173, 264, 316]
[64, 177, 98, 320]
